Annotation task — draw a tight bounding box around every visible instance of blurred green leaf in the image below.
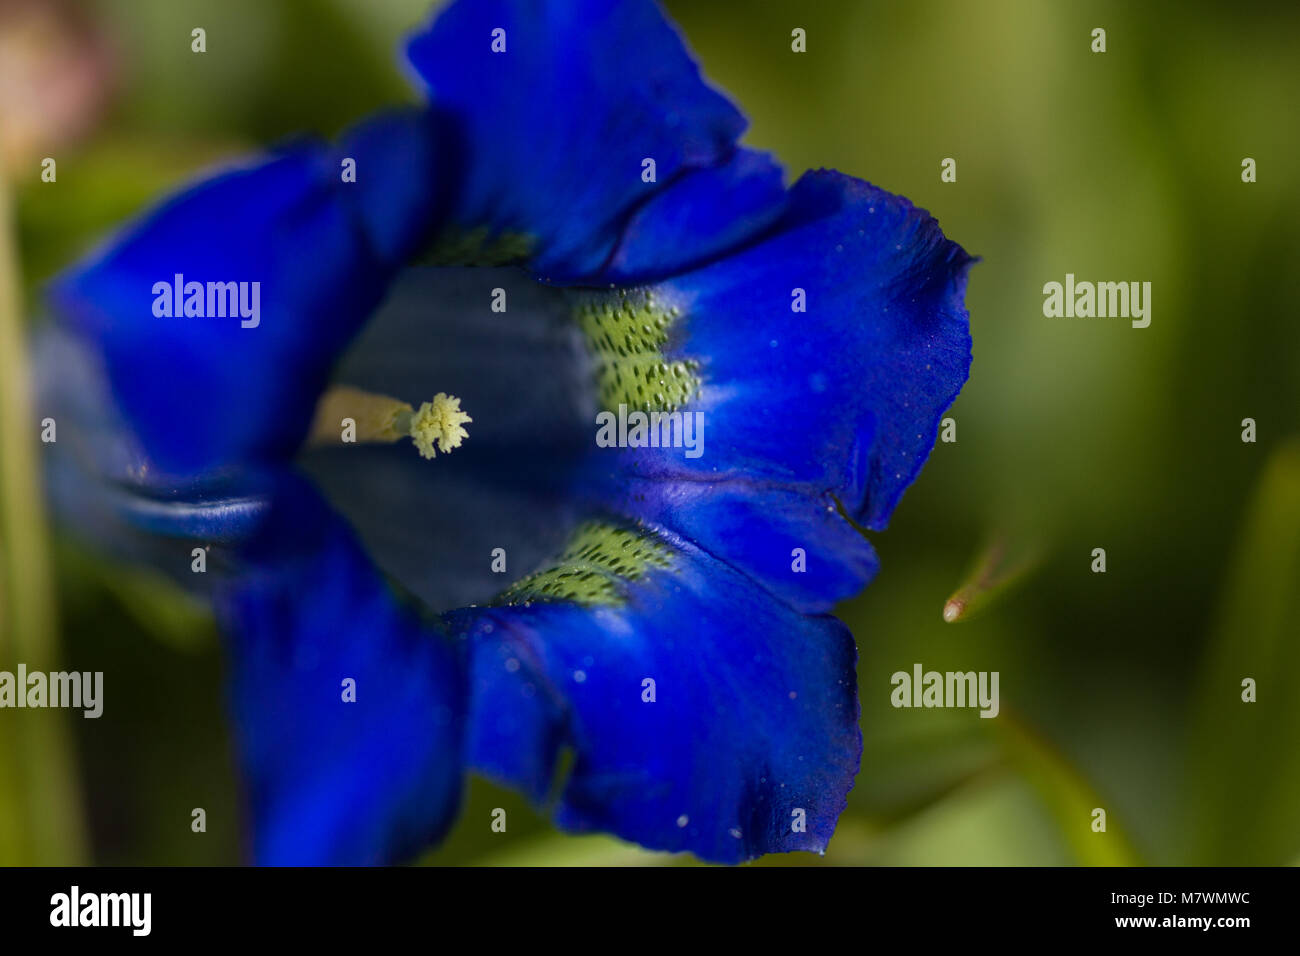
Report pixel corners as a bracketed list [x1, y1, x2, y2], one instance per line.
[848, 772, 1071, 866]
[0, 715, 23, 863]
[58, 543, 216, 651]
[1183, 439, 1300, 864]
[474, 834, 679, 867]
[995, 710, 1143, 865]
[854, 716, 1000, 823]
[0, 177, 87, 864]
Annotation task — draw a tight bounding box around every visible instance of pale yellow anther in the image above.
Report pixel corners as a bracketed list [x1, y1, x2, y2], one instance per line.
[408, 392, 472, 460]
[309, 385, 471, 460]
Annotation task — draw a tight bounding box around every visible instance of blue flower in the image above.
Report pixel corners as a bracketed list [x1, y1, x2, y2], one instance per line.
[38, 0, 973, 864]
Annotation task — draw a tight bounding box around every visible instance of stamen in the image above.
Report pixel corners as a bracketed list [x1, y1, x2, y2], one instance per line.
[308, 385, 471, 460]
[408, 392, 472, 460]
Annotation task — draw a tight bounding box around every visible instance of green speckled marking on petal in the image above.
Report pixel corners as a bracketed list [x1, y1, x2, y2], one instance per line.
[572, 288, 701, 413]
[420, 225, 535, 266]
[499, 521, 674, 607]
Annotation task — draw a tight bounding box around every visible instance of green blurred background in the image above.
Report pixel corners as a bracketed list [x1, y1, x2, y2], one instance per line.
[1, 0, 1297, 865]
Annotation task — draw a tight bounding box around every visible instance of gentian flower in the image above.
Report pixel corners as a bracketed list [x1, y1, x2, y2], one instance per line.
[37, 0, 973, 864]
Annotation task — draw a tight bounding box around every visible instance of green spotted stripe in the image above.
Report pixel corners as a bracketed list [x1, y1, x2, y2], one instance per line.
[499, 521, 675, 607]
[572, 289, 701, 413]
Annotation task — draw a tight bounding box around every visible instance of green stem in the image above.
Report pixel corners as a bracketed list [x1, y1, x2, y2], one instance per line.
[0, 176, 87, 864]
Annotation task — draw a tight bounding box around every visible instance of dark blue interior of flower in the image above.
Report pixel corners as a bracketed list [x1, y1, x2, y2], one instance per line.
[298, 266, 597, 613]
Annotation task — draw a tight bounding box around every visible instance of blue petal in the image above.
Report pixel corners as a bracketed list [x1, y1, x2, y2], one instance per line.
[33, 325, 269, 569]
[46, 109, 443, 480]
[587, 171, 972, 611]
[218, 477, 466, 865]
[447, 528, 861, 863]
[337, 108, 447, 266]
[405, 0, 748, 281]
[587, 475, 880, 614]
[659, 171, 973, 530]
[602, 148, 788, 283]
